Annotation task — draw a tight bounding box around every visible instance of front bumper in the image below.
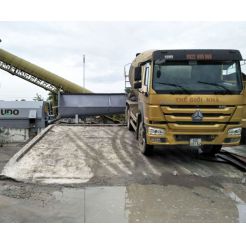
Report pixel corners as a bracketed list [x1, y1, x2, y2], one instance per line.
[145, 123, 242, 146]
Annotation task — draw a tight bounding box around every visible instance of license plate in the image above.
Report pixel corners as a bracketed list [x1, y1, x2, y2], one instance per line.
[190, 138, 202, 147]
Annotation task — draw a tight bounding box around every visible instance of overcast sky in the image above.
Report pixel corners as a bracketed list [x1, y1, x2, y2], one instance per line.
[1, 21, 246, 101]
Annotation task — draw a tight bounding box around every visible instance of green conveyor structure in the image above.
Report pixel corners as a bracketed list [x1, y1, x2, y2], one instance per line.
[0, 48, 90, 94]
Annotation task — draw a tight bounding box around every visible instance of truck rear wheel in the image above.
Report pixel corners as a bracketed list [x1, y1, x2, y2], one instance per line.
[201, 145, 222, 155]
[126, 108, 134, 131]
[138, 121, 153, 155]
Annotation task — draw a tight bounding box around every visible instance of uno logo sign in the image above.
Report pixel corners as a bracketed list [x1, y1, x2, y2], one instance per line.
[0, 109, 20, 116]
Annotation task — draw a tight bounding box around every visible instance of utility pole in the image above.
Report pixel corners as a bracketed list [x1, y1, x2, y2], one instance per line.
[83, 54, 85, 88]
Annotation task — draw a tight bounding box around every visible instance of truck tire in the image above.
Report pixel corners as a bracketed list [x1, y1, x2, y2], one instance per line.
[201, 145, 222, 156]
[138, 121, 153, 155]
[126, 108, 134, 131]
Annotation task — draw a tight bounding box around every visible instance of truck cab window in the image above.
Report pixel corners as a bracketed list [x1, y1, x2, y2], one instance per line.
[153, 61, 242, 94]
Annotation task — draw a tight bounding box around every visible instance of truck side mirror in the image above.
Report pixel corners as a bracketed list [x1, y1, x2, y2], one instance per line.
[133, 81, 142, 89]
[134, 66, 142, 81]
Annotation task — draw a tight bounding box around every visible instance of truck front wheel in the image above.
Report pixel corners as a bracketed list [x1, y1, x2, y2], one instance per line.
[126, 108, 134, 131]
[138, 121, 153, 155]
[201, 145, 222, 155]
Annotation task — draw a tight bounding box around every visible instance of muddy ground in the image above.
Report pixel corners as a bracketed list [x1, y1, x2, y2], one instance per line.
[0, 125, 245, 222]
[0, 143, 23, 173]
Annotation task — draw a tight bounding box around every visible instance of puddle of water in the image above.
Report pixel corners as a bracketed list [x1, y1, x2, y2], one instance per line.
[85, 186, 128, 223]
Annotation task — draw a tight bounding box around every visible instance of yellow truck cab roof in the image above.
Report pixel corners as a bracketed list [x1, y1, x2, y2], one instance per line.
[132, 49, 242, 66]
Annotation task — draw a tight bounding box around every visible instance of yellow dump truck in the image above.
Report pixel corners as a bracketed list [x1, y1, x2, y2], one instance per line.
[126, 49, 245, 155]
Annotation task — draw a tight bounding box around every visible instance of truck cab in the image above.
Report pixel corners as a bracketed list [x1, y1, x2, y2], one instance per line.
[126, 49, 245, 155]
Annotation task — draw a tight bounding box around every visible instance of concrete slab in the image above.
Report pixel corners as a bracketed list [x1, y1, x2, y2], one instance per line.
[0, 186, 85, 223]
[85, 186, 127, 223]
[2, 126, 93, 184]
[0, 182, 243, 223]
[125, 184, 238, 223]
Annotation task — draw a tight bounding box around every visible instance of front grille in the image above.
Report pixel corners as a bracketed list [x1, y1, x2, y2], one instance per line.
[170, 113, 231, 117]
[175, 135, 216, 142]
[161, 105, 236, 126]
[173, 122, 240, 125]
[163, 105, 227, 109]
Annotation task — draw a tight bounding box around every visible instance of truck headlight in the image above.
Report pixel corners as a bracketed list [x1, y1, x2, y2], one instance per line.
[148, 127, 166, 136]
[228, 127, 242, 136]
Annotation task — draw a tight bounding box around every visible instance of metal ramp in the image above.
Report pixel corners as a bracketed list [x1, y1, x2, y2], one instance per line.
[58, 93, 127, 117]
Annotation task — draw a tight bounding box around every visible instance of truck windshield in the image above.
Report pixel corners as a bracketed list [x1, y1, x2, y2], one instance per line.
[153, 61, 243, 94]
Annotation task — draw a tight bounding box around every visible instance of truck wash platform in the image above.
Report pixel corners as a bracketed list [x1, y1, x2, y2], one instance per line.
[0, 124, 246, 222]
[2, 124, 245, 185]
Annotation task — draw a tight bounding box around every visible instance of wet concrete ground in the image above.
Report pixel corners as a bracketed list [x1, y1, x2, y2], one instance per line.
[0, 125, 246, 222]
[0, 183, 242, 223]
